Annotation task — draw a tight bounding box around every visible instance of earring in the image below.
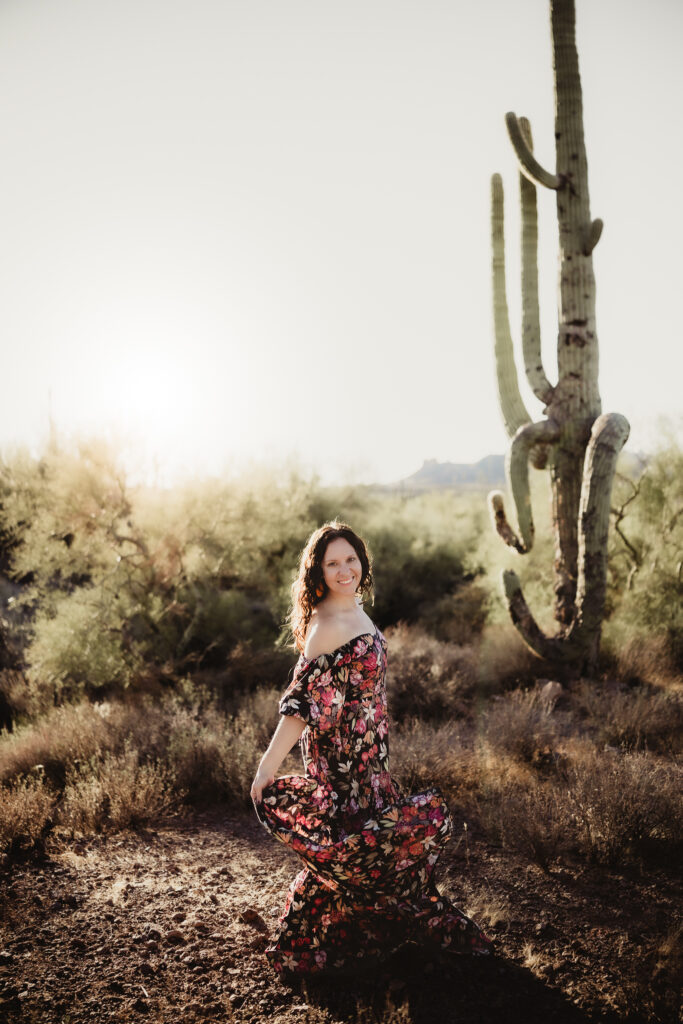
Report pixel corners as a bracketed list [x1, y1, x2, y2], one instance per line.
[315, 582, 324, 598]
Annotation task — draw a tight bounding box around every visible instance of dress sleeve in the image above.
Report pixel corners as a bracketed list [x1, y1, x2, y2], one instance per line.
[278, 653, 349, 733]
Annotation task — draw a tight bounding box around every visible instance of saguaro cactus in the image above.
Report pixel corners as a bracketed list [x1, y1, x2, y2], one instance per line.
[489, 0, 630, 673]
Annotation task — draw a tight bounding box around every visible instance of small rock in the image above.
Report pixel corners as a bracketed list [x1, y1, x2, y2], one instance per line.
[132, 996, 150, 1013]
[540, 680, 563, 707]
[145, 940, 159, 953]
[165, 930, 186, 945]
[230, 994, 245, 1008]
[139, 963, 154, 977]
[172, 911, 186, 923]
[209, 894, 219, 905]
[191, 920, 210, 933]
[239, 909, 267, 932]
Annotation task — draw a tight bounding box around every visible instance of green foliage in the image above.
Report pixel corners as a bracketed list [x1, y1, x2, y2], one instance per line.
[607, 442, 683, 669]
[0, 434, 680, 710]
[0, 442, 493, 706]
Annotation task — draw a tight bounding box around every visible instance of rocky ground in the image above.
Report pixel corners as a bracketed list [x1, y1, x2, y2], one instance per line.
[0, 810, 680, 1024]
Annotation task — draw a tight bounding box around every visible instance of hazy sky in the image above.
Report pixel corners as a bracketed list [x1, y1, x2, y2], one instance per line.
[1, 0, 681, 485]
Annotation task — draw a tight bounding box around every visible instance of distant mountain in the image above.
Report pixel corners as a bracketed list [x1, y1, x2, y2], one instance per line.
[393, 455, 506, 491]
[386, 448, 647, 493]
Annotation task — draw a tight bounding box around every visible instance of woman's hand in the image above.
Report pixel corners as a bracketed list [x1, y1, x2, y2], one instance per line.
[250, 715, 306, 808]
[250, 764, 275, 805]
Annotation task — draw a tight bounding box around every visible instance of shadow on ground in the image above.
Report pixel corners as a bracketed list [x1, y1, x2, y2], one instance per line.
[293, 945, 612, 1024]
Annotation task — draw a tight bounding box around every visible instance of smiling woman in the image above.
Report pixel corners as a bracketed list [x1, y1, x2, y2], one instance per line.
[250, 520, 493, 978]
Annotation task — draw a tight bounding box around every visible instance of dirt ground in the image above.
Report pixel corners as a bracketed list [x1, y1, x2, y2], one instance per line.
[0, 809, 680, 1024]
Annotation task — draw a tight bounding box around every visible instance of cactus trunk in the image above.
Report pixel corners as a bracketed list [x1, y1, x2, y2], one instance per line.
[487, 0, 629, 674]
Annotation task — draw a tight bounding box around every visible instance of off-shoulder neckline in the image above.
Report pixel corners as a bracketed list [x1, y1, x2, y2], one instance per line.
[299, 628, 382, 666]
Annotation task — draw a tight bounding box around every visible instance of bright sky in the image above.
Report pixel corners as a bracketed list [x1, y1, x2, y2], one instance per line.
[1, 0, 681, 485]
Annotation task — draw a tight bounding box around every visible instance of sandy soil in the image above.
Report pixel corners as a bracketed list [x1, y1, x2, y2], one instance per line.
[0, 810, 680, 1024]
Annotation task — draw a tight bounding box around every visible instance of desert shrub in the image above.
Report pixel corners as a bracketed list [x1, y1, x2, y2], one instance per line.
[617, 923, 683, 1024]
[167, 711, 264, 807]
[391, 719, 475, 804]
[479, 780, 566, 871]
[0, 774, 56, 859]
[607, 441, 683, 668]
[483, 688, 565, 764]
[0, 702, 114, 787]
[574, 681, 683, 754]
[473, 623, 541, 694]
[566, 750, 683, 866]
[360, 491, 486, 632]
[60, 746, 180, 834]
[425, 581, 489, 644]
[385, 623, 478, 721]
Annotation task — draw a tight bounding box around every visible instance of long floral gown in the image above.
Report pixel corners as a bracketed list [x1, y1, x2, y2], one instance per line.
[256, 628, 492, 976]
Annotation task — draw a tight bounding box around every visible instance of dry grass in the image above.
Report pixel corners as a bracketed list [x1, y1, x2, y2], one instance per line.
[565, 749, 683, 866]
[478, 779, 566, 872]
[391, 719, 478, 804]
[0, 684, 281, 857]
[0, 702, 115, 786]
[385, 624, 479, 720]
[60, 746, 181, 834]
[0, 774, 56, 859]
[607, 630, 683, 691]
[617, 922, 683, 1023]
[574, 680, 683, 753]
[482, 688, 565, 765]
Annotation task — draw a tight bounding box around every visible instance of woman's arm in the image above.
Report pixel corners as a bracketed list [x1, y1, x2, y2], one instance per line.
[250, 714, 307, 804]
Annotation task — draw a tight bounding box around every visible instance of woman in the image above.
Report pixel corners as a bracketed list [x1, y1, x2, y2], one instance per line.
[251, 521, 492, 977]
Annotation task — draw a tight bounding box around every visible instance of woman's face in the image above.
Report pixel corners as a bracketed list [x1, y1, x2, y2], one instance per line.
[321, 537, 362, 598]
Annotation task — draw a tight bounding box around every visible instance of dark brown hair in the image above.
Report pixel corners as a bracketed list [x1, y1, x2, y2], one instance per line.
[289, 521, 373, 652]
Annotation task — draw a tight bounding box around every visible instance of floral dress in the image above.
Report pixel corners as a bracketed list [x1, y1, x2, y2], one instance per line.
[256, 628, 492, 976]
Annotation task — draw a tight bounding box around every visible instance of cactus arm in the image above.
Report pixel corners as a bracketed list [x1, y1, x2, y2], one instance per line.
[491, 173, 532, 438]
[518, 117, 555, 406]
[568, 412, 630, 659]
[488, 491, 524, 554]
[582, 218, 603, 256]
[501, 570, 559, 660]
[489, 419, 561, 552]
[505, 112, 562, 190]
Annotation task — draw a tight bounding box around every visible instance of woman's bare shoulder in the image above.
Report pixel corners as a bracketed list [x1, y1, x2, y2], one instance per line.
[303, 618, 347, 661]
[303, 614, 374, 661]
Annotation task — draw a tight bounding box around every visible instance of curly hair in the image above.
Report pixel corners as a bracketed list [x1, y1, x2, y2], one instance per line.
[289, 521, 373, 652]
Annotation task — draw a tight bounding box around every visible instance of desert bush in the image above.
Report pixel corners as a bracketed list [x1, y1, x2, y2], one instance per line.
[603, 630, 682, 691]
[574, 681, 683, 753]
[607, 441, 683, 668]
[617, 921, 683, 1024]
[385, 623, 478, 721]
[473, 623, 541, 694]
[0, 702, 114, 786]
[0, 773, 56, 859]
[483, 688, 565, 765]
[566, 750, 683, 866]
[479, 779, 566, 871]
[360, 491, 486, 631]
[391, 718, 475, 804]
[60, 746, 180, 834]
